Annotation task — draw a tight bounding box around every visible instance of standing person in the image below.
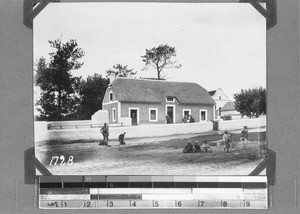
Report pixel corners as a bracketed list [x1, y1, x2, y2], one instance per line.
[166, 115, 171, 124]
[223, 131, 231, 152]
[182, 115, 188, 123]
[240, 126, 249, 149]
[100, 123, 109, 145]
[189, 115, 195, 123]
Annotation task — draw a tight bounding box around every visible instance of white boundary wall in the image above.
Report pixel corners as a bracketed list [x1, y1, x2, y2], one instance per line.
[34, 118, 266, 142]
[218, 118, 266, 131]
[34, 122, 213, 142]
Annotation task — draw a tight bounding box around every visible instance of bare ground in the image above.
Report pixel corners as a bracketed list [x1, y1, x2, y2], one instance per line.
[35, 131, 266, 175]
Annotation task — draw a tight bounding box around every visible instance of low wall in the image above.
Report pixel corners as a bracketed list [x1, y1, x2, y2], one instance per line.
[46, 120, 93, 126]
[91, 110, 109, 124]
[34, 118, 266, 142]
[218, 118, 266, 131]
[34, 122, 213, 142]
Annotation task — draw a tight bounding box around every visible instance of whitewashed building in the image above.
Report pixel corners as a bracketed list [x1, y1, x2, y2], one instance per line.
[208, 88, 231, 119]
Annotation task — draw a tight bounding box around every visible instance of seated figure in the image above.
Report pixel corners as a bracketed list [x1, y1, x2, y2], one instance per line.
[202, 140, 213, 153]
[183, 140, 194, 153]
[193, 141, 201, 153]
[118, 132, 126, 145]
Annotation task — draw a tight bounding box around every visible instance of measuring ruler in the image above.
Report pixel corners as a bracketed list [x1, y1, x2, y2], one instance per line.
[39, 175, 268, 209]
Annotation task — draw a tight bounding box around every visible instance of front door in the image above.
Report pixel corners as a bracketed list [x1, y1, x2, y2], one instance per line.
[167, 106, 174, 123]
[130, 109, 138, 126]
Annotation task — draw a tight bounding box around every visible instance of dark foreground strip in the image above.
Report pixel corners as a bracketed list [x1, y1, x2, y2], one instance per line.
[40, 181, 266, 189]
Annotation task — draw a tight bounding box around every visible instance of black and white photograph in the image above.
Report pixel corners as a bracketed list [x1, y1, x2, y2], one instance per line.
[33, 2, 267, 176]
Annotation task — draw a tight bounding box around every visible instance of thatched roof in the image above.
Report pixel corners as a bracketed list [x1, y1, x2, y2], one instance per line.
[110, 78, 215, 105]
[222, 101, 235, 111]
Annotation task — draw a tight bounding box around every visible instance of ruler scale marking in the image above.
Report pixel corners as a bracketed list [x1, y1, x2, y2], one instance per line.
[39, 176, 268, 209]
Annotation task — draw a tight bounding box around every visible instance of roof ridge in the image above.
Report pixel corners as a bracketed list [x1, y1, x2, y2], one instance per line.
[110, 77, 215, 105]
[114, 77, 199, 85]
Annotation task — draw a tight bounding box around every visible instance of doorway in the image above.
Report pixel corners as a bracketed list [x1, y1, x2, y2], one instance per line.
[166, 105, 175, 123]
[130, 109, 138, 126]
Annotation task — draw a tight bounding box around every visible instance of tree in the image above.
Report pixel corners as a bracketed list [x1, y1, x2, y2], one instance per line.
[106, 64, 136, 78]
[234, 87, 266, 118]
[141, 44, 181, 80]
[35, 39, 85, 120]
[77, 74, 110, 120]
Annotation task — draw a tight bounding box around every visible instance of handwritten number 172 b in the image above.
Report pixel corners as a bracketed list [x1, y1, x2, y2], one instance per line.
[49, 156, 73, 166]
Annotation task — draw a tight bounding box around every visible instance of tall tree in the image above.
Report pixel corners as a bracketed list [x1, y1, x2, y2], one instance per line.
[77, 74, 110, 120]
[141, 44, 181, 80]
[234, 87, 266, 118]
[35, 39, 85, 120]
[106, 64, 137, 78]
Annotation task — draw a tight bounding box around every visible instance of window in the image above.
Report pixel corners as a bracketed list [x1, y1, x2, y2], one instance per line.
[183, 109, 191, 117]
[112, 108, 116, 121]
[200, 110, 207, 122]
[166, 97, 175, 102]
[182, 109, 191, 123]
[149, 108, 158, 122]
[109, 91, 113, 101]
[219, 96, 221, 100]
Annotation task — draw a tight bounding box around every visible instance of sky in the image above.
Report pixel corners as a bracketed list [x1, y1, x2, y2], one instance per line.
[34, 2, 266, 100]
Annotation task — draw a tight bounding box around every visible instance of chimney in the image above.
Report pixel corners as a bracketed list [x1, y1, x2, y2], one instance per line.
[108, 72, 117, 83]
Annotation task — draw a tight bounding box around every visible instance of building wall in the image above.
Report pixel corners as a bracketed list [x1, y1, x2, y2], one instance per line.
[211, 88, 230, 103]
[211, 88, 231, 118]
[177, 104, 214, 122]
[103, 87, 214, 125]
[218, 118, 266, 131]
[103, 87, 115, 103]
[102, 102, 119, 124]
[121, 101, 214, 124]
[221, 109, 241, 117]
[121, 102, 165, 124]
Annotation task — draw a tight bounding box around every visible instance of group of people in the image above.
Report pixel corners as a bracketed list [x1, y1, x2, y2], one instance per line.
[183, 126, 249, 153]
[223, 126, 249, 152]
[183, 140, 213, 153]
[100, 122, 249, 152]
[99, 123, 126, 146]
[182, 114, 195, 123]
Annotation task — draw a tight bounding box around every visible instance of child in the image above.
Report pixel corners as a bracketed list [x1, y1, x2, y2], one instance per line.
[202, 140, 212, 153]
[223, 131, 231, 152]
[118, 132, 126, 145]
[240, 126, 249, 149]
[193, 141, 201, 153]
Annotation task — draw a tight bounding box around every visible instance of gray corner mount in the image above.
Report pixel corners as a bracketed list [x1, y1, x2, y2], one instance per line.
[24, 0, 277, 30]
[23, 0, 60, 29]
[240, 0, 277, 30]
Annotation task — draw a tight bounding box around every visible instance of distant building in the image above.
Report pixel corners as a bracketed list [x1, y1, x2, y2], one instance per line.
[102, 78, 216, 125]
[208, 88, 231, 119]
[220, 101, 241, 119]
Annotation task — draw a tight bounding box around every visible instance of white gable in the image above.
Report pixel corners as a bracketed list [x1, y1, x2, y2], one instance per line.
[211, 88, 230, 101]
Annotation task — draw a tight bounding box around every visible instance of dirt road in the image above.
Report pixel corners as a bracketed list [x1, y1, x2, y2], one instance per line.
[36, 131, 265, 175]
